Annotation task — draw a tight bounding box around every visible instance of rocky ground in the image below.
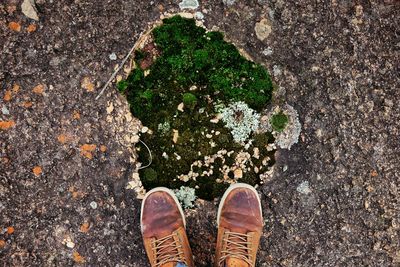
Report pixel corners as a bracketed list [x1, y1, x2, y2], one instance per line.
[1, 0, 399, 266]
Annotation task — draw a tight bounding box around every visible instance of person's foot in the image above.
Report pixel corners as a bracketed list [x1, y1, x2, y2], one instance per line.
[141, 187, 194, 267]
[215, 183, 263, 267]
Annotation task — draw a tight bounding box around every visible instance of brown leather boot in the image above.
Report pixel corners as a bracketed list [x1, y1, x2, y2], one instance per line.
[215, 183, 263, 267]
[141, 187, 194, 267]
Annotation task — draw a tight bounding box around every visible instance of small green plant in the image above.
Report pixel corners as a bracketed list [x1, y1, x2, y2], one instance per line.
[270, 112, 289, 132]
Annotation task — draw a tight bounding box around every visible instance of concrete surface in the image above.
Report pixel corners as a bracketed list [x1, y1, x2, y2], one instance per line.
[1, 0, 399, 266]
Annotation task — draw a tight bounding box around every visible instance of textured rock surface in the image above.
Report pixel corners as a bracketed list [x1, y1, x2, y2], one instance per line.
[1, 0, 399, 266]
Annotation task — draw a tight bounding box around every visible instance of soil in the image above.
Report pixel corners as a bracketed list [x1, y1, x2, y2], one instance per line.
[1, 0, 399, 266]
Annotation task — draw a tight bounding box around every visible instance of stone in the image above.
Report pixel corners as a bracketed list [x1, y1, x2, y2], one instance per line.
[177, 102, 184, 112]
[106, 102, 114, 114]
[255, 18, 272, 41]
[130, 135, 139, 143]
[234, 168, 243, 179]
[21, 0, 39, 21]
[66, 240, 75, 248]
[173, 129, 179, 143]
[1, 106, 10, 115]
[90, 201, 98, 209]
[109, 53, 117, 60]
[210, 117, 219, 123]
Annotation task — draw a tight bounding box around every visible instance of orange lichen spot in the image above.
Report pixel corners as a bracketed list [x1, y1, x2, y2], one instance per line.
[73, 110, 81, 120]
[371, 170, 378, 177]
[27, 24, 37, 33]
[3, 90, 12, 101]
[68, 186, 85, 199]
[100, 145, 107, 152]
[33, 166, 42, 176]
[80, 222, 90, 233]
[58, 134, 67, 144]
[12, 84, 20, 93]
[23, 101, 33, 108]
[72, 251, 86, 264]
[81, 77, 95, 92]
[33, 84, 45, 95]
[7, 226, 14, 235]
[80, 144, 97, 159]
[72, 191, 84, 199]
[8, 21, 21, 32]
[57, 134, 73, 144]
[0, 239, 5, 248]
[0, 121, 16, 130]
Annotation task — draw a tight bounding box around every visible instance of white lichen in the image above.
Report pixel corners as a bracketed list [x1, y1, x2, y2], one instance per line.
[296, 181, 312, 195]
[157, 121, 170, 134]
[178, 0, 199, 10]
[220, 101, 260, 143]
[174, 186, 197, 209]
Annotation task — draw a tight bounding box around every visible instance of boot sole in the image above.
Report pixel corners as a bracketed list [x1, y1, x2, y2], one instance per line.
[140, 187, 186, 233]
[217, 183, 263, 226]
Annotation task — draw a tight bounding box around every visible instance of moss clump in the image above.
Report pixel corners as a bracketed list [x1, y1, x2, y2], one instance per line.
[270, 112, 289, 132]
[142, 168, 158, 182]
[183, 93, 197, 109]
[120, 15, 276, 200]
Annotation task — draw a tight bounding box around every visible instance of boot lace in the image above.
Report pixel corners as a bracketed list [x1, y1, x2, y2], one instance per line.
[151, 232, 186, 267]
[219, 231, 253, 266]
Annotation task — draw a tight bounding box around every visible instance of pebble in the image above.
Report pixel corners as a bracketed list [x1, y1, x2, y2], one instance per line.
[106, 102, 114, 114]
[1, 106, 10, 115]
[173, 129, 179, 143]
[90, 201, 98, 209]
[234, 168, 243, 178]
[21, 0, 39, 21]
[141, 126, 149, 133]
[210, 118, 219, 123]
[109, 53, 117, 60]
[255, 18, 272, 41]
[178, 102, 184, 112]
[174, 153, 181, 160]
[283, 165, 288, 172]
[66, 240, 75, 248]
[131, 135, 139, 143]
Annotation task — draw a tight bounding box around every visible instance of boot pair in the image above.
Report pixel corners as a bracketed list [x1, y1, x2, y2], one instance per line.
[140, 183, 263, 267]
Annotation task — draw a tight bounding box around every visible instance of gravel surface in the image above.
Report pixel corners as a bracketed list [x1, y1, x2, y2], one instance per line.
[1, 0, 399, 266]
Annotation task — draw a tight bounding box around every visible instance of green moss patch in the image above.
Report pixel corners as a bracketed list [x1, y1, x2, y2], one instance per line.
[119, 15, 276, 200]
[270, 111, 289, 132]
